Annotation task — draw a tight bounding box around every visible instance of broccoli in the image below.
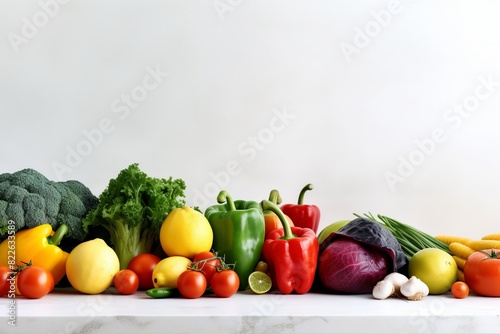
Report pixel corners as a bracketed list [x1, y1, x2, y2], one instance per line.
[83, 163, 186, 269]
[0, 168, 99, 243]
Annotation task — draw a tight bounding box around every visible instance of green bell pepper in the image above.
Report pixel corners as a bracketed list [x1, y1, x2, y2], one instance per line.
[205, 190, 265, 290]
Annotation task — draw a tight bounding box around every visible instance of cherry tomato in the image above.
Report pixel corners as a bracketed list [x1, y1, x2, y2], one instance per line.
[114, 269, 140, 295]
[192, 251, 220, 286]
[0, 266, 13, 296]
[17, 266, 54, 299]
[210, 269, 239, 298]
[464, 249, 500, 296]
[177, 270, 207, 299]
[451, 281, 469, 299]
[127, 253, 161, 290]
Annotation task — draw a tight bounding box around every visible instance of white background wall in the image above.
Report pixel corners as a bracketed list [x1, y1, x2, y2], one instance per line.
[2, 0, 500, 238]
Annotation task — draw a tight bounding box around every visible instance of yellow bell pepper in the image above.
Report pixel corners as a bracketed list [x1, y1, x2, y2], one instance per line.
[0, 224, 69, 285]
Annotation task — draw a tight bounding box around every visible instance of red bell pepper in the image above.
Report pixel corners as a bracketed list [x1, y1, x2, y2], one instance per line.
[260, 199, 319, 294]
[281, 183, 321, 234]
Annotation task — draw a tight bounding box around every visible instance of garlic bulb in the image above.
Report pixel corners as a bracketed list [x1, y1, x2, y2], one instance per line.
[400, 276, 429, 301]
[372, 280, 395, 300]
[383, 272, 409, 297]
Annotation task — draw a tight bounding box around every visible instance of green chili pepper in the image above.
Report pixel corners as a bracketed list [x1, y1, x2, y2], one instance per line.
[204, 190, 265, 290]
[146, 287, 179, 298]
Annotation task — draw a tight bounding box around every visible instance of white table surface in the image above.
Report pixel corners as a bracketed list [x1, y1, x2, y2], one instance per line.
[1, 288, 500, 334]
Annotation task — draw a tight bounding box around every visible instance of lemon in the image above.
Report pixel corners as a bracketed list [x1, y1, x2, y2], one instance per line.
[160, 206, 213, 258]
[152, 256, 192, 288]
[66, 238, 120, 294]
[408, 248, 457, 295]
[248, 271, 272, 294]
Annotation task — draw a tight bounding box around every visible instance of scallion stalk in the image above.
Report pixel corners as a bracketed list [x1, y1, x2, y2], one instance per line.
[356, 213, 452, 259]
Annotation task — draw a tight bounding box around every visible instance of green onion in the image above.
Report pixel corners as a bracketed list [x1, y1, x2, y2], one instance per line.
[356, 213, 452, 260]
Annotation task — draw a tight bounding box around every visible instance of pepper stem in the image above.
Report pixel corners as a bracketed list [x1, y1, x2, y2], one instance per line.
[268, 189, 282, 205]
[260, 200, 295, 240]
[47, 224, 68, 246]
[297, 184, 313, 205]
[217, 190, 236, 211]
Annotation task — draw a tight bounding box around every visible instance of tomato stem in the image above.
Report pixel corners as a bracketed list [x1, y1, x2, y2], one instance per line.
[479, 249, 499, 259]
[189, 254, 236, 272]
[189, 256, 220, 271]
[16, 260, 33, 272]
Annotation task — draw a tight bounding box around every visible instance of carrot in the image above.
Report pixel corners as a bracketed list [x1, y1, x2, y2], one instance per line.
[449, 242, 475, 259]
[456, 269, 465, 282]
[452, 255, 467, 270]
[466, 239, 500, 251]
[435, 235, 471, 246]
[481, 233, 500, 241]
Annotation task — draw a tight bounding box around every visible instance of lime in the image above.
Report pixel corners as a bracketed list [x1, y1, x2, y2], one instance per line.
[408, 248, 457, 295]
[317, 220, 351, 244]
[248, 271, 272, 294]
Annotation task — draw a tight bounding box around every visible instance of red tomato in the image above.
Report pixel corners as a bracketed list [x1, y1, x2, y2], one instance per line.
[114, 269, 140, 295]
[451, 281, 469, 299]
[127, 253, 161, 290]
[192, 251, 220, 286]
[177, 270, 207, 299]
[17, 266, 54, 299]
[464, 249, 500, 296]
[0, 266, 13, 296]
[210, 269, 239, 298]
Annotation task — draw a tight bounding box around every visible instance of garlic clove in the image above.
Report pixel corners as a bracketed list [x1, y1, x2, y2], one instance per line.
[372, 280, 395, 300]
[400, 276, 429, 301]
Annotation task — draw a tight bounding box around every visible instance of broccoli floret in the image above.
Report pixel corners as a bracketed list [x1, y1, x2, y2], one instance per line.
[23, 192, 51, 228]
[0, 201, 8, 225]
[52, 182, 89, 242]
[83, 163, 186, 269]
[60, 180, 99, 212]
[0, 199, 23, 231]
[0, 168, 98, 243]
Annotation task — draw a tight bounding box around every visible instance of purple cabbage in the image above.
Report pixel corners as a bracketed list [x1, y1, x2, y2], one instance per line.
[317, 217, 407, 294]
